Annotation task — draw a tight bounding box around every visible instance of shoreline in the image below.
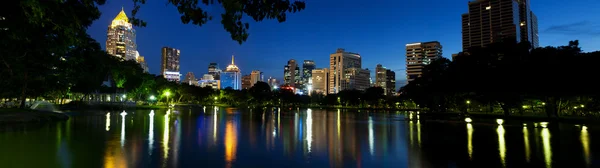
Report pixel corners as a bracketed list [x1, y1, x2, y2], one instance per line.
[0, 108, 69, 124]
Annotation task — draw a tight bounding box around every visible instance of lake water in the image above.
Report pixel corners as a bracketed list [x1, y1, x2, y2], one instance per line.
[0, 107, 597, 168]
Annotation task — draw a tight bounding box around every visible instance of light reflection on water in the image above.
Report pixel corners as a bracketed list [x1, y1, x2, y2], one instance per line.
[0, 108, 596, 168]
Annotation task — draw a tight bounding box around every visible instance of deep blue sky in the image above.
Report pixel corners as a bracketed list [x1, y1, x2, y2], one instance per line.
[88, 0, 600, 86]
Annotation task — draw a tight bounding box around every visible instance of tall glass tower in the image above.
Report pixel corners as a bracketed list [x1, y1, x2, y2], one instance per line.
[221, 55, 241, 90]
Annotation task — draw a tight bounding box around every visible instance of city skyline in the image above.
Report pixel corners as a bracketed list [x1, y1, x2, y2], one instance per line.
[87, 0, 600, 88]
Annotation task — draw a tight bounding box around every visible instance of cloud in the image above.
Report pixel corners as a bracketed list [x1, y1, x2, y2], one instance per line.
[545, 21, 600, 36]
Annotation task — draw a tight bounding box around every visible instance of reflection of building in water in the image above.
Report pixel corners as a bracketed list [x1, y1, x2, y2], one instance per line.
[104, 117, 128, 168]
[327, 110, 343, 167]
[407, 120, 423, 168]
[581, 126, 590, 166]
[282, 112, 299, 156]
[225, 120, 238, 168]
[497, 125, 506, 167]
[162, 113, 171, 168]
[541, 128, 552, 168]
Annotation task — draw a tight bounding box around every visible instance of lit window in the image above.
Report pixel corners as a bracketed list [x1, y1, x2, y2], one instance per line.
[520, 22, 525, 26]
[486, 6, 491, 10]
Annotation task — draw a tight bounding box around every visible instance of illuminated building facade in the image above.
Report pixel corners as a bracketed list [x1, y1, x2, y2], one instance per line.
[208, 62, 221, 80]
[161, 47, 181, 82]
[221, 55, 241, 90]
[375, 64, 396, 95]
[250, 70, 262, 87]
[106, 8, 137, 61]
[302, 60, 315, 85]
[242, 75, 252, 90]
[462, 0, 539, 51]
[329, 48, 362, 94]
[343, 68, 371, 91]
[284, 59, 300, 87]
[199, 74, 220, 89]
[406, 41, 442, 83]
[183, 72, 196, 86]
[311, 68, 329, 95]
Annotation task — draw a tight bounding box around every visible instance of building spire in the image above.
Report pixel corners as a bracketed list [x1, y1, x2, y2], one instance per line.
[231, 55, 235, 65]
[122, 6, 124, 11]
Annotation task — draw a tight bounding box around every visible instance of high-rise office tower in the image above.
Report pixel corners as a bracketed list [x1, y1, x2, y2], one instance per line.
[329, 48, 362, 94]
[385, 69, 396, 95]
[406, 41, 442, 83]
[284, 59, 300, 87]
[241, 74, 252, 90]
[183, 72, 196, 86]
[462, 0, 539, 51]
[106, 8, 137, 61]
[221, 55, 241, 90]
[311, 68, 329, 95]
[302, 60, 315, 85]
[343, 68, 371, 91]
[250, 70, 262, 87]
[375, 64, 396, 95]
[208, 63, 221, 80]
[161, 47, 181, 82]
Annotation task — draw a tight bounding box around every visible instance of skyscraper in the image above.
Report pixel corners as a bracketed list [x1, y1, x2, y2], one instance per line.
[311, 68, 329, 95]
[183, 72, 196, 86]
[329, 48, 362, 94]
[161, 47, 181, 82]
[302, 60, 315, 85]
[406, 41, 442, 83]
[385, 69, 396, 95]
[343, 68, 371, 91]
[241, 75, 252, 90]
[461, 0, 539, 51]
[221, 55, 241, 90]
[208, 63, 221, 80]
[284, 59, 300, 87]
[106, 8, 137, 61]
[375, 64, 396, 95]
[250, 70, 262, 87]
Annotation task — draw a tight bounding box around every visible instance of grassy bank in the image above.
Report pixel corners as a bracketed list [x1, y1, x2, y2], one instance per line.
[0, 108, 68, 124]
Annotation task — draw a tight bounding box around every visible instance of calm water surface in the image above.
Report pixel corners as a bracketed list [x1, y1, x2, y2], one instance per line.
[0, 107, 597, 168]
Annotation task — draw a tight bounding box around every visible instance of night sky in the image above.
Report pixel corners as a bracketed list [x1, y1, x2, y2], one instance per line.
[87, 0, 600, 87]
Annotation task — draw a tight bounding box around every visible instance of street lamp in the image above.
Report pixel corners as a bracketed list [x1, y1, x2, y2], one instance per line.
[149, 95, 156, 101]
[165, 91, 171, 107]
[466, 100, 471, 113]
[122, 94, 127, 102]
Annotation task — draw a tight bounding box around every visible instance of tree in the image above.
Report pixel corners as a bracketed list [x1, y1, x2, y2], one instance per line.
[130, 0, 306, 44]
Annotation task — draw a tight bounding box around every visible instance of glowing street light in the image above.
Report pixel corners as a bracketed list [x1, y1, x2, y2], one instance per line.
[214, 97, 218, 100]
[581, 104, 585, 108]
[465, 117, 473, 123]
[496, 119, 504, 125]
[466, 100, 471, 104]
[542, 102, 546, 106]
[149, 95, 156, 100]
[122, 94, 127, 98]
[164, 90, 171, 107]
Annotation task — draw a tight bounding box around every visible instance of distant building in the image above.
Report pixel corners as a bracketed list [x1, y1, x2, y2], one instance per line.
[343, 68, 370, 91]
[208, 62, 221, 80]
[311, 68, 329, 95]
[183, 72, 196, 86]
[329, 48, 362, 94]
[135, 52, 149, 73]
[385, 69, 396, 95]
[302, 60, 315, 85]
[267, 77, 279, 89]
[406, 41, 442, 83]
[221, 55, 241, 90]
[199, 74, 220, 89]
[462, 0, 539, 51]
[242, 75, 252, 90]
[161, 47, 181, 82]
[250, 70, 262, 87]
[375, 64, 396, 95]
[106, 8, 136, 61]
[284, 59, 300, 87]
